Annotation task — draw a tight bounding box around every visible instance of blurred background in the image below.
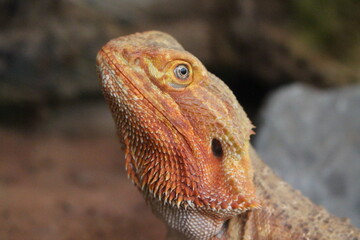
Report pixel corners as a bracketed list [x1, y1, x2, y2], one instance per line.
[1, 0, 359, 239]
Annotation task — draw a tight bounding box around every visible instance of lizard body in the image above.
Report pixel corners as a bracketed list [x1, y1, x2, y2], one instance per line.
[97, 31, 360, 240]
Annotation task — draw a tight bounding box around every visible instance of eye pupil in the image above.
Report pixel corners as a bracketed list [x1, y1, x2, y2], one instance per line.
[180, 68, 187, 75]
[174, 64, 189, 80]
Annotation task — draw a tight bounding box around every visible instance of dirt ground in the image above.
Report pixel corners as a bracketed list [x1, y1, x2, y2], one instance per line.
[0, 102, 166, 240]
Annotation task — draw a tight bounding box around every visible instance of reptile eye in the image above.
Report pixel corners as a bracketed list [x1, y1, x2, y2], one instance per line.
[174, 64, 189, 80]
[211, 138, 223, 158]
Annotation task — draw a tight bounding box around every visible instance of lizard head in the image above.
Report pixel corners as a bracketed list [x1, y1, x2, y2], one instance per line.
[97, 31, 259, 218]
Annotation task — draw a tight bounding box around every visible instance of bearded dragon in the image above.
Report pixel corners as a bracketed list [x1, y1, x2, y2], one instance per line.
[97, 31, 360, 240]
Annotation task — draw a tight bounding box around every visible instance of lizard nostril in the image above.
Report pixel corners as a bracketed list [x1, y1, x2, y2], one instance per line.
[134, 57, 140, 65]
[211, 138, 223, 158]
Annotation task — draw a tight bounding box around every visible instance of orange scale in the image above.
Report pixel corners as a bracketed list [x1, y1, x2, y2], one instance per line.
[220, 202, 228, 209]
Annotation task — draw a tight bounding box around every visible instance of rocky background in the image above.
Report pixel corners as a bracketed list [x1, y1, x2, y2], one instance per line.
[0, 0, 359, 239]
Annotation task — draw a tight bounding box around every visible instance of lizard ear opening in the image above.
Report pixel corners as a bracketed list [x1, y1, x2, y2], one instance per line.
[211, 138, 223, 158]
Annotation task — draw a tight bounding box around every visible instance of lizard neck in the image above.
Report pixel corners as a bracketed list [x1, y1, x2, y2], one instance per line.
[226, 146, 360, 240]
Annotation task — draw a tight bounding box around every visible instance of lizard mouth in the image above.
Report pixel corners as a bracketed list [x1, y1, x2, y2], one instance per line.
[96, 49, 142, 96]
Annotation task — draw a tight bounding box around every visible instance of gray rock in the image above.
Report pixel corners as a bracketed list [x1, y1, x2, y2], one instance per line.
[254, 83, 360, 227]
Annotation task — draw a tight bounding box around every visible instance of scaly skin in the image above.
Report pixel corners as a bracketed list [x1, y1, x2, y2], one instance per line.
[97, 31, 360, 240]
[97, 31, 258, 239]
